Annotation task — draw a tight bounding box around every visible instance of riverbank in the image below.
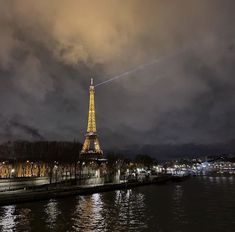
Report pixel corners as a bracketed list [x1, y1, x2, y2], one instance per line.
[0, 175, 188, 206]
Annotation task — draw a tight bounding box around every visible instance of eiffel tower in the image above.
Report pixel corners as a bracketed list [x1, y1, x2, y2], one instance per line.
[80, 78, 103, 160]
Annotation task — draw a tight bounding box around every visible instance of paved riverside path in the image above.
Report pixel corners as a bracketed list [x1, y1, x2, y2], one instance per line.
[0, 182, 128, 206]
[0, 176, 173, 206]
[0, 177, 50, 192]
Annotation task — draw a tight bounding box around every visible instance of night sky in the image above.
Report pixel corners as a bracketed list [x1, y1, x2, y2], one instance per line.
[0, 1, 235, 157]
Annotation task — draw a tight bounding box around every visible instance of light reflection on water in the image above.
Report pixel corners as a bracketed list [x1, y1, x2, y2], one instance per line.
[0, 176, 235, 232]
[113, 189, 147, 231]
[172, 184, 187, 226]
[72, 194, 104, 231]
[71, 190, 146, 232]
[0, 205, 16, 232]
[44, 199, 61, 230]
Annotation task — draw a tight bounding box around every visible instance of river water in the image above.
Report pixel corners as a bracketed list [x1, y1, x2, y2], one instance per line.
[0, 176, 234, 232]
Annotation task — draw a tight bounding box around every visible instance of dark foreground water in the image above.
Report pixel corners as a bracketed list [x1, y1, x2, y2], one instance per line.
[0, 176, 235, 232]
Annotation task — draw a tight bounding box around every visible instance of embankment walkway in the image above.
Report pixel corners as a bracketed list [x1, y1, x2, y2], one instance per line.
[0, 175, 182, 206]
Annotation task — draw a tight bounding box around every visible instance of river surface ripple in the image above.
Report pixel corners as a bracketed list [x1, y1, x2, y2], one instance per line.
[0, 176, 235, 232]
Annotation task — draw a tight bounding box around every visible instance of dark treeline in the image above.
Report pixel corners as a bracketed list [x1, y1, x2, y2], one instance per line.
[0, 140, 82, 162]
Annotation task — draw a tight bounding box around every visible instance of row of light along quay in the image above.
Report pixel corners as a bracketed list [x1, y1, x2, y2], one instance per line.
[0, 79, 235, 207]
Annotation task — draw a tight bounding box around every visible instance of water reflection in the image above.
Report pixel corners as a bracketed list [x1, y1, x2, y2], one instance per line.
[72, 193, 104, 231]
[206, 175, 235, 185]
[44, 199, 61, 230]
[172, 184, 187, 226]
[15, 208, 31, 231]
[0, 177, 235, 232]
[113, 189, 147, 231]
[70, 189, 147, 231]
[0, 205, 16, 232]
[91, 193, 104, 228]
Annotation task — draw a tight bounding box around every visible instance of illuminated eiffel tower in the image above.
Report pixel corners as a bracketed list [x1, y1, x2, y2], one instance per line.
[80, 78, 103, 159]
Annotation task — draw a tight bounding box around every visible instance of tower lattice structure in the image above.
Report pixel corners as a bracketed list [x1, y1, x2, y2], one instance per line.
[80, 78, 103, 159]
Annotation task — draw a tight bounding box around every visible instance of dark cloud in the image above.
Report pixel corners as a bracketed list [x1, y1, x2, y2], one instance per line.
[9, 117, 44, 140]
[0, 0, 235, 157]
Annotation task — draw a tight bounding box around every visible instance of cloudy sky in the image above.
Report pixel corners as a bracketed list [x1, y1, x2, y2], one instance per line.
[0, 0, 235, 154]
